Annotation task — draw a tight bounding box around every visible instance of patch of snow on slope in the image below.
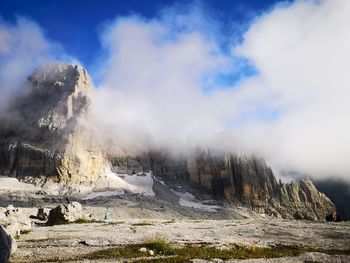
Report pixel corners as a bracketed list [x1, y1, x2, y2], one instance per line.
[84, 170, 154, 200]
[176, 192, 219, 212]
[0, 176, 38, 191]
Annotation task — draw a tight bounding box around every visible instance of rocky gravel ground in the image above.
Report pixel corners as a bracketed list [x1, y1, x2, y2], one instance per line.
[9, 216, 350, 262]
[1, 191, 350, 263]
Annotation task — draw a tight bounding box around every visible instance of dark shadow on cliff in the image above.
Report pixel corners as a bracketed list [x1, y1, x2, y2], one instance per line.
[314, 179, 350, 221]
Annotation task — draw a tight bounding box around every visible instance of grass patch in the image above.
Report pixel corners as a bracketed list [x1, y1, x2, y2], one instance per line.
[85, 237, 173, 260]
[74, 218, 103, 224]
[225, 224, 237, 227]
[163, 219, 175, 224]
[25, 238, 52, 243]
[81, 242, 350, 262]
[47, 218, 123, 226]
[75, 218, 124, 225]
[132, 221, 154, 226]
[143, 237, 173, 254]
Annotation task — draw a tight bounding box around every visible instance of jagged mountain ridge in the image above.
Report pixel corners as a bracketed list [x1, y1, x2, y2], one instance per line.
[109, 151, 335, 220]
[0, 63, 336, 220]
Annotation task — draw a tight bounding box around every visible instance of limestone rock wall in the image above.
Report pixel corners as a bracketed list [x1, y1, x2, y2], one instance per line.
[0, 63, 104, 185]
[109, 150, 335, 220]
[275, 179, 335, 220]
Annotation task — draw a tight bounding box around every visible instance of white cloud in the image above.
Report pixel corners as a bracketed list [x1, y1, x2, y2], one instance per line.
[234, 0, 350, 179]
[93, 13, 244, 152]
[94, 0, 350, 181]
[0, 17, 77, 111]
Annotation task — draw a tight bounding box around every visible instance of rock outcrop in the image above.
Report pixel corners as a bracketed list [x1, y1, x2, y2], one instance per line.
[276, 179, 335, 220]
[46, 201, 82, 226]
[0, 205, 31, 237]
[0, 63, 104, 186]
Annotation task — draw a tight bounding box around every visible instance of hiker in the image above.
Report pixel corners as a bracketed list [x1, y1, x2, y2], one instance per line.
[104, 213, 109, 222]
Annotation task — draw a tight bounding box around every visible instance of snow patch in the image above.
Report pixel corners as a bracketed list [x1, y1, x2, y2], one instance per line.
[0, 176, 38, 191]
[84, 170, 155, 200]
[176, 191, 219, 212]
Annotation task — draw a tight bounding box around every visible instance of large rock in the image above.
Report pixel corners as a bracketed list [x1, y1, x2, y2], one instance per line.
[46, 201, 82, 226]
[0, 63, 104, 186]
[0, 226, 16, 263]
[0, 206, 31, 237]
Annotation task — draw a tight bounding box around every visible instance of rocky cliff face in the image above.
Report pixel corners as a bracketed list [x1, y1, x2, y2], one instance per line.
[109, 150, 335, 220]
[0, 63, 335, 220]
[0, 63, 104, 186]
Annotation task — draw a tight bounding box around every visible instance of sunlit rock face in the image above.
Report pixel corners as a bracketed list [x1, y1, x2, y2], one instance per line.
[184, 152, 335, 220]
[110, 150, 335, 220]
[0, 63, 104, 185]
[277, 179, 335, 220]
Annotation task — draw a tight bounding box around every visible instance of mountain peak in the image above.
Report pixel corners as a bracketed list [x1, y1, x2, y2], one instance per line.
[0, 62, 104, 186]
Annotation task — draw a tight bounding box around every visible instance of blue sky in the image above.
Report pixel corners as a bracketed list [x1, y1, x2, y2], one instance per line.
[0, 0, 287, 70]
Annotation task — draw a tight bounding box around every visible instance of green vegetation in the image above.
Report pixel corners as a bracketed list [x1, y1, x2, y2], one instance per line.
[24, 238, 52, 243]
[143, 237, 173, 254]
[48, 218, 124, 225]
[73, 218, 102, 224]
[18, 236, 350, 263]
[46, 218, 100, 226]
[163, 219, 176, 224]
[81, 240, 350, 262]
[132, 221, 154, 226]
[74, 218, 124, 225]
[85, 237, 172, 260]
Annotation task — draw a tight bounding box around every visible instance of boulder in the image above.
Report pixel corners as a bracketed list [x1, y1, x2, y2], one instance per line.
[0, 225, 16, 263]
[0, 206, 31, 237]
[36, 208, 49, 221]
[46, 202, 82, 226]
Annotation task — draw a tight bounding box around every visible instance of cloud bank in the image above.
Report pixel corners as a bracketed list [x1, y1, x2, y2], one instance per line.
[93, 0, 350, 181]
[234, 0, 350, 179]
